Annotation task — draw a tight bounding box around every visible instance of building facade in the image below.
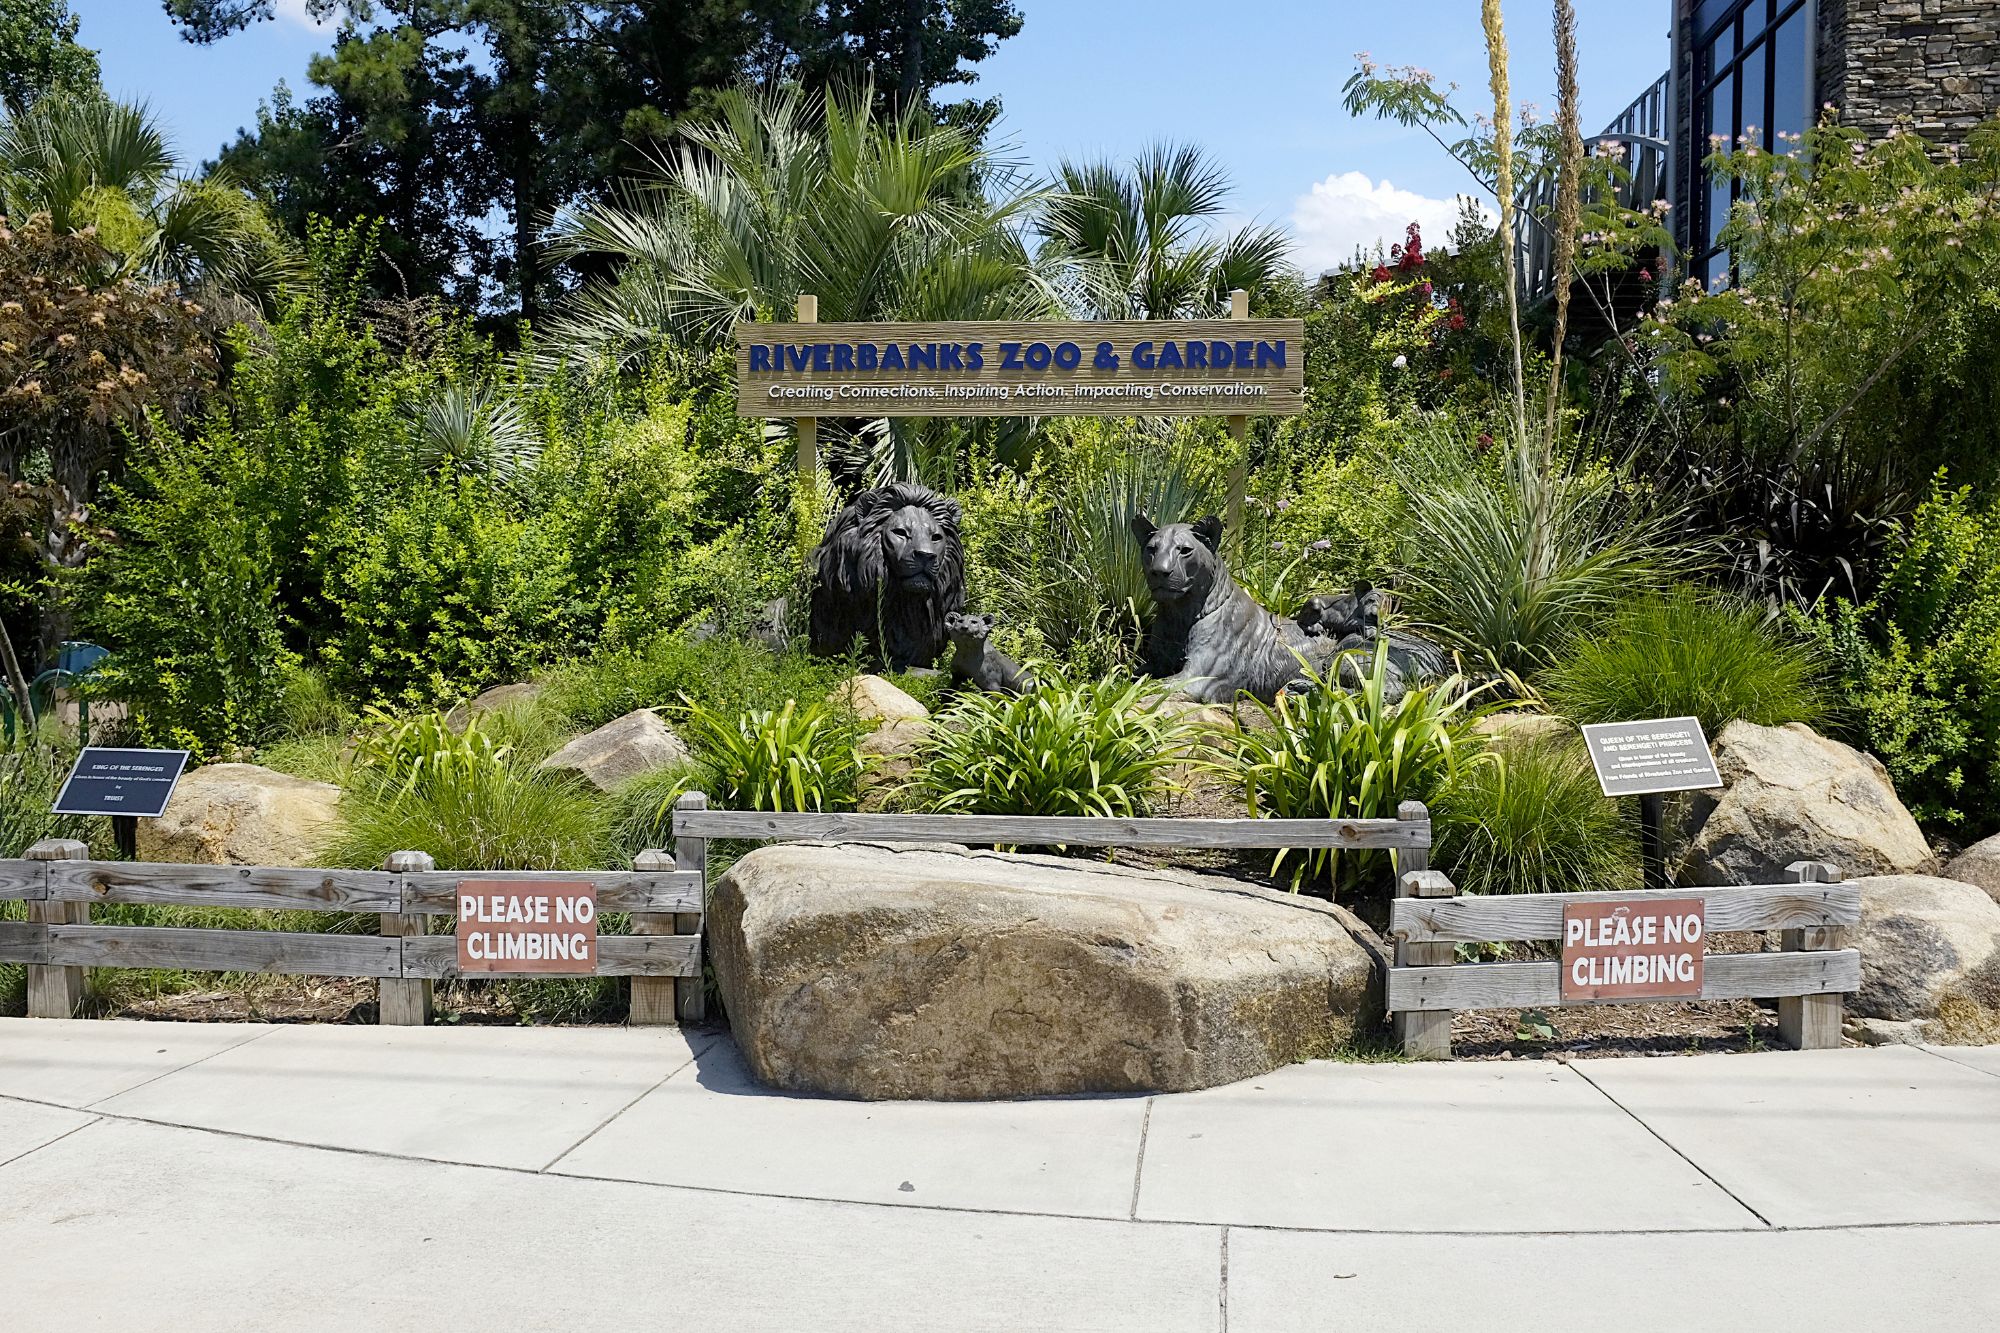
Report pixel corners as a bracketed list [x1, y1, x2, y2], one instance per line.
[1669, 0, 2000, 289]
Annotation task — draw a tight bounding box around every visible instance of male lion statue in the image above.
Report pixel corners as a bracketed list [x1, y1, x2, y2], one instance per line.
[809, 482, 965, 670]
[1133, 513, 1331, 703]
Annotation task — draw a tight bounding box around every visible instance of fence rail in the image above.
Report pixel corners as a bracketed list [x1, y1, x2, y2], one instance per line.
[1386, 861, 1860, 1058]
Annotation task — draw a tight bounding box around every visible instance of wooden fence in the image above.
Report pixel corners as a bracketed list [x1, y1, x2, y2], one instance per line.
[1386, 860, 1861, 1058]
[0, 799, 711, 1025]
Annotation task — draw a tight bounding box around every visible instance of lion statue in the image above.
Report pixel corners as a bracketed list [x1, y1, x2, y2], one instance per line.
[808, 482, 966, 671]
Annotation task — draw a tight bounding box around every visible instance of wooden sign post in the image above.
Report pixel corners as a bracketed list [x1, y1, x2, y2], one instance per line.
[1225, 288, 1250, 539]
[794, 293, 818, 486]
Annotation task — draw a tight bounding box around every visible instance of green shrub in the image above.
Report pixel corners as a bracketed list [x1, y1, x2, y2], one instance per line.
[540, 635, 851, 732]
[321, 711, 608, 870]
[908, 669, 1196, 818]
[1434, 734, 1637, 896]
[1796, 482, 2000, 835]
[1233, 644, 1486, 892]
[1543, 585, 1826, 737]
[677, 696, 866, 813]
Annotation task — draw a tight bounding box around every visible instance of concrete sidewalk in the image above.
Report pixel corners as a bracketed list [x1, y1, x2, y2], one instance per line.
[3, 1017, 1998, 1330]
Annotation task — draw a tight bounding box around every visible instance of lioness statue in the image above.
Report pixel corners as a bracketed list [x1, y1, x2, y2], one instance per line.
[1132, 513, 1327, 703]
[809, 482, 966, 670]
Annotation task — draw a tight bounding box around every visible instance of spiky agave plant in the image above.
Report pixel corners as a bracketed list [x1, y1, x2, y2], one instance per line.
[409, 383, 542, 489]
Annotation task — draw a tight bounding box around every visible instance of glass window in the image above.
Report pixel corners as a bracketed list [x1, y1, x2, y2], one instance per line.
[1739, 38, 1767, 148]
[1707, 72, 1735, 249]
[1771, 9, 1809, 148]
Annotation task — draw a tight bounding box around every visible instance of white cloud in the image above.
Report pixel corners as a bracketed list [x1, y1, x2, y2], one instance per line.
[1286, 172, 1493, 276]
[274, 0, 340, 32]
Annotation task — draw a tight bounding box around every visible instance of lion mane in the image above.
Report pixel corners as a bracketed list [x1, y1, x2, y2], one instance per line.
[808, 482, 966, 671]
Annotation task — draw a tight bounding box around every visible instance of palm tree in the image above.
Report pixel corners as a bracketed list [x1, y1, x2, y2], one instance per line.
[1037, 142, 1293, 319]
[542, 82, 1062, 372]
[0, 94, 291, 309]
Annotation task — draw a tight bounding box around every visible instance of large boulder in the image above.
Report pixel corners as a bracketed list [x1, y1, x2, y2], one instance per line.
[1678, 721, 1933, 886]
[1850, 874, 2000, 1024]
[1946, 834, 2000, 904]
[537, 708, 690, 791]
[136, 763, 340, 867]
[709, 842, 1375, 1100]
[833, 674, 928, 723]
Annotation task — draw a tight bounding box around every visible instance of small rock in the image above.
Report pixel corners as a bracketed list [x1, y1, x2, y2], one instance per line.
[137, 763, 341, 867]
[834, 674, 928, 723]
[1946, 833, 2000, 904]
[446, 682, 543, 730]
[1678, 721, 1933, 886]
[1843, 1016, 1927, 1047]
[538, 709, 691, 791]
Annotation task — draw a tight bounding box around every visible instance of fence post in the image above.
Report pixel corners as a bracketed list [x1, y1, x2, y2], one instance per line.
[24, 838, 88, 1018]
[379, 850, 434, 1026]
[1779, 860, 1845, 1050]
[673, 790, 709, 1023]
[630, 847, 678, 1027]
[1391, 800, 1454, 1059]
[1224, 288, 1250, 539]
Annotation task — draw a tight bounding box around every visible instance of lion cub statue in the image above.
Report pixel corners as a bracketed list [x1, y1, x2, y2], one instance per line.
[1132, 513, 1332, 704]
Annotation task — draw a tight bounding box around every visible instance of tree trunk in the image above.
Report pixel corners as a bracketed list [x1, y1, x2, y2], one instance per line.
[0, 612, 38, 742]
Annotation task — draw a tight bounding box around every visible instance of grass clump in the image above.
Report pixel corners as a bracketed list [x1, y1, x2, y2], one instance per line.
[319, 710, 607, 871]
[1543, 584, 1825, 737]
[909, 669, 1195, 817]
[1233, 643, 1486, 893]
[1434, 735, 1637, 895]
[540, 633, 853, 731]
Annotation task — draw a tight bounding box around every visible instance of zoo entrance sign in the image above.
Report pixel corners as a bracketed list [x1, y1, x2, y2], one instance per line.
[734, 318, 1306, 417]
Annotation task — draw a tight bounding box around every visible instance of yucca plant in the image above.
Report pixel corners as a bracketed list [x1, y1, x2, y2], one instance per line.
[1233, 642, 1489, 893]
[1434, 734, 1636, 896]
[409, 382, 543, 489]
[909, 669, 1197, 817]
[1542, 584, 1826, 737]
[678, 696, 867, 813]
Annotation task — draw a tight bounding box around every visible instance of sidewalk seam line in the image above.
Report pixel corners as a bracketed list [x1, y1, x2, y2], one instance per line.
[1909, 1045, 2000, 1081]
[1565, 1062, 1774, 1228]
[1217, 1225, 1230, 1333]
[535, 1032, 720, 1174]
[81, 1024, 279, 1110]
[0, 1113, 103, 1172]
[1128, 1096, 1154, 1221]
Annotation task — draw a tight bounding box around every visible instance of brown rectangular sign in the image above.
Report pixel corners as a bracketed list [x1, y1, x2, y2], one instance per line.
[734, 319, 1306, 417]
[455, 880, 597, 975]
[1560, 897, 1706, 1003]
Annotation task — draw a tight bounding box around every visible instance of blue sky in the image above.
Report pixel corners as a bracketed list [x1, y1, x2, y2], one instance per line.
[72, 0, 1669, 273]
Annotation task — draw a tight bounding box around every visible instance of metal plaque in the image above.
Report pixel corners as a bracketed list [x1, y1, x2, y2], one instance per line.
[1579, 717, 1723, 798]
[51, 747, 191, 818]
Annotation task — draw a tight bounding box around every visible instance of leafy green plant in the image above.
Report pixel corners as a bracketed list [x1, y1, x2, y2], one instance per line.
[1543, 585, 1826, 737]
[908, 669, 1196, 817]
[1797, 482, 2000, 836]
[677, 696, 866, 813]
[540, 634, 852, 732]
[1433, 734, 1636, 896]
[1233, 643, 1487, 893]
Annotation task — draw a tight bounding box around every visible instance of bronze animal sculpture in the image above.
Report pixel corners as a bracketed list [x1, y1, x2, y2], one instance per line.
[1297, 582, 1452, 698]
[809, 482, 965, 671]
[944, 611, 1033, 694]
[1132, 513, 1329, 703]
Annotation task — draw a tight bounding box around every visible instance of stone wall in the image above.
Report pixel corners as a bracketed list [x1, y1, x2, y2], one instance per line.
[1826, 0, 2000, 141]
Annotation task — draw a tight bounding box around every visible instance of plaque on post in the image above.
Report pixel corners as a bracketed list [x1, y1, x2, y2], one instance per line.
[1579, 718, 1724, 891]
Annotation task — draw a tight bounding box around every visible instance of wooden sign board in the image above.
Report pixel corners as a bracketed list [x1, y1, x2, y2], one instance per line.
[734, 319, 1306, 417]
[51, 747, 190, 818]
[456, 881, 597, 974]
[1561, 897, 1706, 1003]
[1579, 717, 1723, 798]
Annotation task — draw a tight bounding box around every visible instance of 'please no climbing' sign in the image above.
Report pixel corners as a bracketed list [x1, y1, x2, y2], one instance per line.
[1561, 898, 1707, 1003]
[456, 881, 598, 974]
